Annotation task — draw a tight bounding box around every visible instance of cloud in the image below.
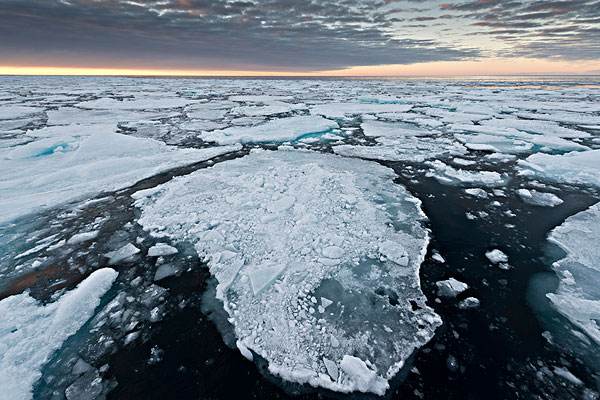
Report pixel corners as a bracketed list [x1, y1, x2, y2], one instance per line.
[0, 0, 478, 71]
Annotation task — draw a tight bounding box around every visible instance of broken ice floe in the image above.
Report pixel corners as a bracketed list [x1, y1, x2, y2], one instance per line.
[518, 150, 600, 188]
[134, 149, 441, 394]
[546, 202, 600, 346]
[0, 268, 117, 400]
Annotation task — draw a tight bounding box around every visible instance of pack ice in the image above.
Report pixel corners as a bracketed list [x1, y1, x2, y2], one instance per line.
[0, 268, 118, 400]
[546, 202, 600, 345]
[134, 149, 441, 395]
[0, 123, 241, 224]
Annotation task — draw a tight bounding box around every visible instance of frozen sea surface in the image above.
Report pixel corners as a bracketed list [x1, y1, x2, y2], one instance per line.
[0, 76, 599, 400]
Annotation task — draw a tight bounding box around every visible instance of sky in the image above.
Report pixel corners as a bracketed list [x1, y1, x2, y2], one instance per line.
[1, 0, 600, 76]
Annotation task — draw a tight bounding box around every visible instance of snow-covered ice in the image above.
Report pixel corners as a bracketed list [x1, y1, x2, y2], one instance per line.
[546, 202, 600, 345]
[518, 150, 600, 188]
[134, 149, 441, 394]
[0, 123, 241, 224]
[0, 268, 118, 400]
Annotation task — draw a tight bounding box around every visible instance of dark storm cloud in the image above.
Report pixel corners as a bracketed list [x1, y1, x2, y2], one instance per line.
[0, 0, 477, 71]
[440, 0, 600, 60]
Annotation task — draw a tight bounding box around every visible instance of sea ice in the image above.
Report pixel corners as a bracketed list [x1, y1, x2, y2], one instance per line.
[426, 161, 507, 187]
[546, 202, 600, 345]
[0, 123, 241, 224]
[0, 268, 118, 400]
[517, 189, 563, 207]
[134, 149, 441, 394]
[148, 243, 179, 257]
[518, 150, 600, 187]
[485, 249, 508, 264]
[436, 278, 468, 297]
[200, 115, 338, 145]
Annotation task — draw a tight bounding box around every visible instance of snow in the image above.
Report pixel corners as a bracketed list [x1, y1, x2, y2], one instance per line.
[436, 278, 468, 297]
[0, 268, 118, 400]
[134, 149, 441, 394]
[546, 202, 600, 345]
[147, 243, 179, 257]
[517, 189, 563, 207]
[0, 123, 241, 224]
[485, 249, 508, 264]
[518, 150, 600, 188]
[200, 115, 338, 145]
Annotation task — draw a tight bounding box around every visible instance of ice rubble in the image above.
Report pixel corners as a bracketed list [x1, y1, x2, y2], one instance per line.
[200, 115, 338, 145]
[546, 202, 600, 345]
[0, 268, 118, 400]
[518, 150, 600, 187]
[134, 149, 441, 395]
[0, 123, 241, 224]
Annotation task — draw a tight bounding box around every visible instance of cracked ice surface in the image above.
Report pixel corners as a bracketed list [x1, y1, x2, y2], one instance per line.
[546, 202, 600, 345]
[134, 149, 441, 395]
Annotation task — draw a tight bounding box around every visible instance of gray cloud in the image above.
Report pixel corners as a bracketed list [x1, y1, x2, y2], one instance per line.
[0, 0, 477, 71]
[441, 0, 600, 60]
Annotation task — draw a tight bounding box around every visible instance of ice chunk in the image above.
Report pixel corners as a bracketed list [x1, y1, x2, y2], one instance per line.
[485, 249, 508, 264]
[200, 115, 338, 145]
[0, 268, 117, 400]
[134, 149, 440, 394]
[77, 97, 194, 110]
[147, 243, 179, 257]
[105, 243, 140, 265]
[311, 102, 412, 118]
[464, 188, 488, 199]
[436, 278, 468, 297]
[67, 230, 100, 245]
[426, 161, 507, 187]
[339, 355, 388, 395]
[458, 297, 480, 309]
[546, 202, 600, 345]
[361, 120, 432, 138]
[516, 189, 563, 207]
[153, 264, 179, 281]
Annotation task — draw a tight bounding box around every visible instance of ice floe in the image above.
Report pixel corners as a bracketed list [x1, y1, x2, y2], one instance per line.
[0, 123, 241, 224]
[0, 268, 118, 400]
[546, 202, 600, 345]
[200, 115, 338, 145]
[518, 150, 600, 188]
[517, 189, 563, 207]
[134, 149, 441, 394]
